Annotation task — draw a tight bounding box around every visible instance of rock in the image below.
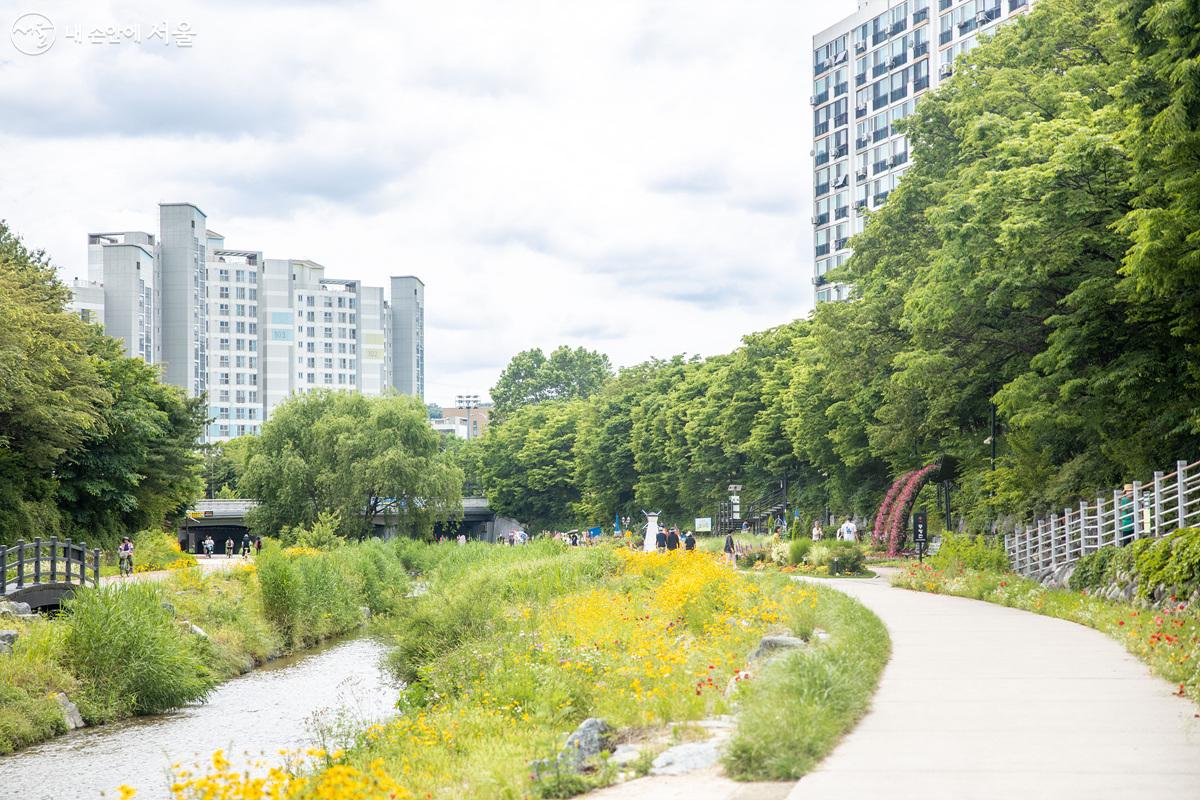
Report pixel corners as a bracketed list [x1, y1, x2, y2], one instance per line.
[748, 634, 806, 662]
[650, 740, 723, 776]
[179, 621, 208, 638]
[560, 717, 612, 770]
[609, 744, 642, 767]
[0, 600, 32, 617]
[0, 629, 17, 654]
[161, 601, 176, 615]
[54, 693, 85, 730]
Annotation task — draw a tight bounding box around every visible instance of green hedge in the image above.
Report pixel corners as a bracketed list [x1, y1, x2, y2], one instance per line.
[929, 532, 1009, 573]
[1068, 528, 1200, 598]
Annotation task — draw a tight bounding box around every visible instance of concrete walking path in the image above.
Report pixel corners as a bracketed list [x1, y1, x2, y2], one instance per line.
[787, 572, 1200, 800]
[99, 554, 244, 587]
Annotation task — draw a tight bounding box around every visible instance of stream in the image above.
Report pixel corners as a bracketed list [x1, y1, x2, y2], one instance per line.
[0, 637, 399, 799]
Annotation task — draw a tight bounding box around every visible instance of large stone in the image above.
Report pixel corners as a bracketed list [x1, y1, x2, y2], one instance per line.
[748, 634, 806, 662]
[54, 693, 85, 730]
[0, 629, 17, 654]
[0, 600, 32, 617]
[650, 739, 723, 776]
[560, 717, 613, 770]
[609, 744, 642, 767]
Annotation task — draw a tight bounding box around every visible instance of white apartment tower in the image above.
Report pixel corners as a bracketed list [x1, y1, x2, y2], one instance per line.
[389, 276, 425, 400]
[811, 0, 1033, 303]
[68, 202, 425, 442]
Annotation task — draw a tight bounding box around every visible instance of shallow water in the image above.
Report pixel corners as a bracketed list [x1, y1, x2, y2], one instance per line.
[0, 637, 399, 799]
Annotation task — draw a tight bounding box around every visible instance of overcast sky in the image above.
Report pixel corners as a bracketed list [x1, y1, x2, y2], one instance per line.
[1, 0, 851, 406]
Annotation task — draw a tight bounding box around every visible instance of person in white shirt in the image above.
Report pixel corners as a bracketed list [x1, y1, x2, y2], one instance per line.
[839, 518, 858, 542]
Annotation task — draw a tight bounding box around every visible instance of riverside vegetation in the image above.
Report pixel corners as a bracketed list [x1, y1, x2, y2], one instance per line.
[893, 531, 1200, 704]
[157, 539, 888, 799]
[0, 539, 408, 754]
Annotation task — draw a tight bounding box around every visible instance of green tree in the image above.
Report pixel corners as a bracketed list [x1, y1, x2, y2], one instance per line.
[490, 346, 612, 421]
[480, 399, 583, 530]
[240, 392, 463, 540]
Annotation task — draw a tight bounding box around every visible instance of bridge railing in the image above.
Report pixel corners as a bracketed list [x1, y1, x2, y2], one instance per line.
[1, 537, 101, 596]
[1005, 459, 1200, 578]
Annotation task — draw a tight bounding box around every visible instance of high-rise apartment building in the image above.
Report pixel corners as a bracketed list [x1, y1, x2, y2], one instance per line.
[389, 276, 424, 400]
[811, 0, 1033, 303]
[68, 203, 426, 442]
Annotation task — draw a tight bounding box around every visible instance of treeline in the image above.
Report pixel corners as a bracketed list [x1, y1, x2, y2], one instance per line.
[0, 223, 204, 546]
[478, 0, 1200, 532]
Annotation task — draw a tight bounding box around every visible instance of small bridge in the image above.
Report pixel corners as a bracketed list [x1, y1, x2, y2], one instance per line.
[1, 538, 101, 610]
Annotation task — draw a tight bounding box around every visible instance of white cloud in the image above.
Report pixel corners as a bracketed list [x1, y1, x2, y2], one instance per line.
[0, 0, 852, 404]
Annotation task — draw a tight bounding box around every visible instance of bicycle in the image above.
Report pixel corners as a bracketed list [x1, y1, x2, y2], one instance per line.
[119, 553, 134, 577]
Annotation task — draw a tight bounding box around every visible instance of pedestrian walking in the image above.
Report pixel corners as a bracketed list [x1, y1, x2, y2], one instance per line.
[839, 518, 858, 542]
[684, 530, 696, 551]
[254, 536, 263, 555]
[655, 526, 668, 553]
[811, 520, 824, 541]
[241, 533, 252, 558]
[723, 530, 736, 566]
[666, 528, 680, 551]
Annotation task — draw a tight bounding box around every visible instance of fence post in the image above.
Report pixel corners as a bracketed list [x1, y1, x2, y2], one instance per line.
[1114, 490, 1124, 546]
[64, 538, 73, 584]
[1024, 525, 1032, 575]
[0, 545, 6, 596]
[92, 549, 101, 588]
[1132, 481, 1143, 540]
[78, 542, 86, 586]
[1080, 501, 1091, 556]
[1153, 470, 1164, 537]
[49, 537, 58, 582]
[15, 540, 25, 589]
[33, 537, 42, 584]
[1178, 460, 1189, 531]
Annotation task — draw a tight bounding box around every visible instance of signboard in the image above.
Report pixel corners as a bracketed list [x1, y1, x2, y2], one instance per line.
[695, 517, 712, 532]
[913, 509, 928, 562]
[912, 511, 928, 543]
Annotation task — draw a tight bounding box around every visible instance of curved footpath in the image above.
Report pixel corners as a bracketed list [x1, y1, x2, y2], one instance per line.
[787, 571, 1200, 800]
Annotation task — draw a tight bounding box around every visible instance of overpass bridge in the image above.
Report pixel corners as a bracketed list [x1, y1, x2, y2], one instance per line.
[179, 497, 519, 552]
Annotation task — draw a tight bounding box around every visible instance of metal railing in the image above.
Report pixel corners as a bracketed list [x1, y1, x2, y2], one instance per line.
[1, 537, 101, 596]
[1006, 459, 1200, 576]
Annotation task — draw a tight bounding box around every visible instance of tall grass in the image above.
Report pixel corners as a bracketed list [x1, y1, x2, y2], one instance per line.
[62, 583, 217, 722]
[723, 580, 890, 779]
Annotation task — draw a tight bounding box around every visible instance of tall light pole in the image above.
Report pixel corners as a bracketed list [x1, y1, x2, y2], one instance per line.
[456, 394, 480, 441]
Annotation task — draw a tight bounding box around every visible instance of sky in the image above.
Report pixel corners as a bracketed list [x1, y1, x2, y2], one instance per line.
[1, 0, 852, 406]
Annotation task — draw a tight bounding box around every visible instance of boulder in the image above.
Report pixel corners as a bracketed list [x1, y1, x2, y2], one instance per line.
[54, 693, 85, 730]
[650, 740, 723, 776]
[748, 634, 806, 663]
[0, 629, 17, 654]
[560, 717, 613, 770]
[0, 600, 32, 617]
[609, 744, 642, 767]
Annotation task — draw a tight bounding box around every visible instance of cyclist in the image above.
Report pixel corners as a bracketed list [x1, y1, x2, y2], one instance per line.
[118, 536, 135, 577]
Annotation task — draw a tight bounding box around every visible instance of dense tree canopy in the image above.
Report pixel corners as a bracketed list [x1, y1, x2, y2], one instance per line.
[477, 0, 1200, 533]
[489, 346, 612, 421]
[0, 221, 204, 545]
[240, 392, 463, 540]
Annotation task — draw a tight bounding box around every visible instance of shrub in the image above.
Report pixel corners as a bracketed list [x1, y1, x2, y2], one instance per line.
[1069, 546, 1119, 591]
[1132, 528, 1200, 598]
[929, 532, 1009, 573]
[789, 538, 812, 565]
[131, 530, 197, 572]
[62, 583, 215, 722]
[808, 541, 864, 574]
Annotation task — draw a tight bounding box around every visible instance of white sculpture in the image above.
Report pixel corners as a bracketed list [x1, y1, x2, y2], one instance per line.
[643, 511, 661, 552]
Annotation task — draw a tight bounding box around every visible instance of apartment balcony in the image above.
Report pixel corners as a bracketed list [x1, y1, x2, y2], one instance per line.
[815, 152, 830, 166]
[815, 59, 832, 75]
[913, 7, 929, 23]
[855, 39, 867, 53]
[813, 90, 829, 105]
[815, 244, 831, 256]
[835, 113, 849, 127]
[873, 30, 888, 46]
[1009, 0, 1027, 9]
[958, 18, 977, 33]
[939, 0, 952, 9]
[815, 120, 830, 135]
[873, 96, 889, 110]
[815, 182, 830, 196]
[854, 199, 868, 212]
[835, 82, 848, 96]
[855, 136, 870, 149]
[855, 166, 869, 180]
[874, 159, 890, 174]
[834, 145, 848, 158]
[873, 127, 890, 142]
[835, 237, 850, 250]
[812, 213, 830, 226]
[856, 104, 868, 118]
[835, 206, 849, 220]
[913, 42, 929, 57]
[890, 54, 908, 69]
[914, 75, 930, 91]
[832, 174, 849, 189]
[939, 28, 953, 44]
[856, 72, 867, 86]
[873, 191, 890, 205]
[939, 62, 954, 78]
[891, 152, 909, 167]
[890, 20, 907, 35]
[891, 87, 908, 101]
